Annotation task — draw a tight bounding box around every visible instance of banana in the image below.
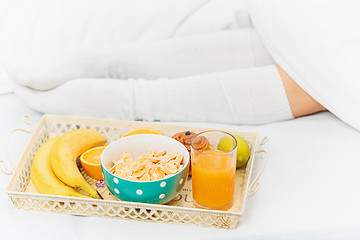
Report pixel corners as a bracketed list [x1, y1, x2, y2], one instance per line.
[50, 129, 106, 199]
[30, 136, 91, 198]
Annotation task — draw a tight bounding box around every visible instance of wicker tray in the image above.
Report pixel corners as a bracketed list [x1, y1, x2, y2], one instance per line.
[3, 114, 268, 229]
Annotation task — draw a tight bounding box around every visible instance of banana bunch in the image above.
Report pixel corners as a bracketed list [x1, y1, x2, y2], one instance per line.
[30, 129, 106, 199]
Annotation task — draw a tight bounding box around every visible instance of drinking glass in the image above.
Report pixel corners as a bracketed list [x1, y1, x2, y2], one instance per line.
[190, 130, 237, 210]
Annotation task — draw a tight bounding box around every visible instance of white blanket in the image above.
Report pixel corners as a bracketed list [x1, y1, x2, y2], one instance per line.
[248, 0, 360, 130]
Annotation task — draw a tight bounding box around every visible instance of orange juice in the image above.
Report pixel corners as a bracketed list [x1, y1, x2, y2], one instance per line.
[191, 150, 236, 210]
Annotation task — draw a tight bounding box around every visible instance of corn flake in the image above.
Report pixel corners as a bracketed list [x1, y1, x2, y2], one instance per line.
[110, 150, 184, 181]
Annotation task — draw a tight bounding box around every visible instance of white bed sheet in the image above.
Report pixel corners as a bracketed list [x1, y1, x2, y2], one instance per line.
[1, 93, 360, 240]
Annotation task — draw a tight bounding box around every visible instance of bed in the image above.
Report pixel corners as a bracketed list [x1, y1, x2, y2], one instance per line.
[1, 92, 360, 240]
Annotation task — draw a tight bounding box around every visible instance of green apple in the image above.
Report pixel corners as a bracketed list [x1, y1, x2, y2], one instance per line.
[217, 135, 251, 168]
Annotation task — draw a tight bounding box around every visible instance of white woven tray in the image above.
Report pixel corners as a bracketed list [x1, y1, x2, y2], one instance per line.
[3, 114, 268, 229]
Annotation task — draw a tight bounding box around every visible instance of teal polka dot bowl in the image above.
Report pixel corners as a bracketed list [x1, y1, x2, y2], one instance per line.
[101, 134, 190, 204]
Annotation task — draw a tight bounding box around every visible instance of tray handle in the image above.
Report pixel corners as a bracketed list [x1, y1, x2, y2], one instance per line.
[247, 137, 269, 197]
[0, 115, 34, 175]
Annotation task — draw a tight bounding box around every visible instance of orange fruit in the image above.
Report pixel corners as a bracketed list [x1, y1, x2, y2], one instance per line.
[121, 128, 163, 137]
[80, 146, 107, 180]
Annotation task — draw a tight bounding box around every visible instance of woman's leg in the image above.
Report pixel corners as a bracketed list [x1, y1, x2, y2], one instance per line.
[277, 66, 326, 117]
[9, 29, 274, 91]
[13, 65, 294, 125]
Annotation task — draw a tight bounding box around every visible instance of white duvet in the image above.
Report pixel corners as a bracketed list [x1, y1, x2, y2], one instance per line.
[1, 0, 359, 130]
[247, 0, 360, 130]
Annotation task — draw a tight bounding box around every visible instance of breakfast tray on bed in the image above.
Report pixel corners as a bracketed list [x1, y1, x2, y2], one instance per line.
[2, 114, 268, 229]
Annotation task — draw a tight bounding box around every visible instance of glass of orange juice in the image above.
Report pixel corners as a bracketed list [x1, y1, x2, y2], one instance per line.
[190, 130, 237, 210]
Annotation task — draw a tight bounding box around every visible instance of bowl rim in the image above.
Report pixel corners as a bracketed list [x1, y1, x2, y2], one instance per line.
[100, 134, 190, 184]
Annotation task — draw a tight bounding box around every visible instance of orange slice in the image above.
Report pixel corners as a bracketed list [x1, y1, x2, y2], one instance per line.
[80, 146, 107, 180]
[121, 128, 163, 137]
